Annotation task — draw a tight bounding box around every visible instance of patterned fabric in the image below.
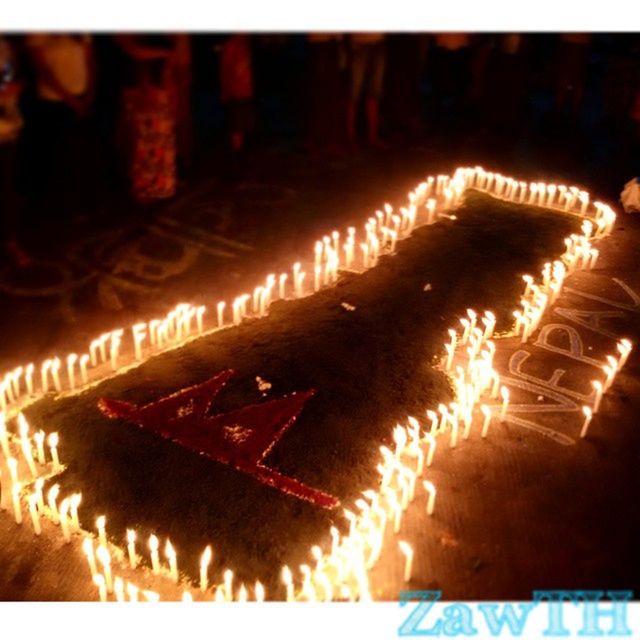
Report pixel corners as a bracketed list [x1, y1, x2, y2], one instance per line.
[123, 85, 176, 202]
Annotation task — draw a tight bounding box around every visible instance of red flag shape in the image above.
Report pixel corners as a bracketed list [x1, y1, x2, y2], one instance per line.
[98, 371, 339, 509]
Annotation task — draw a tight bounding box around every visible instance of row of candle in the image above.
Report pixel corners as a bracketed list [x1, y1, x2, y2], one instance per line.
[0, 167, 611, 421]
[83, 516, 269, 602]
[0, 167, 463, 414]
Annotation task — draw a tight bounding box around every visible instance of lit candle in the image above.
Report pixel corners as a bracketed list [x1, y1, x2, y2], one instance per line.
[12, 482, 22, 524]
[500, 386, 510, 422]
[66, 353, 78, 390]
[69, 493, 81, 530]
[196, 306, 206, 333]
[114, 577, 125, 602]
[59, 498, 71, 542]
[591, 380, 603, 413]
[132, 323, 146, 360]
[18, 419, 37, 477]
[282, 565, 294, 602]
[143, 590, 160, 602]
[223, 569, 234, 602]
[149, 534, 160, 574]
[96, 515, 107, 547]
[278, 274, 288, 300]
[0, 415, 9, 458]
[89, 339, 100, 367]
[28, 494, 41, 535]
[424, 433, 436, 467]
[93, 574, 108, 602]
[51, 358, 62, 392]
[48, 432, 60, 470]
[34, 430, 46, 464]
[83, 537, 98, 578]
[109, 333, 122, 370]
[79, 354, 89, 385]
[97, 546, 113, 593]
[165, 539, 178, 583]
[127, 529, 137, 568]
[580, 406, 593, 439]
[41, 359, 51, 393]
[216, 301, 226, 328]
[617, 339, 633, 368]
[398, 541, 413, 582]
[34, 478, 45, 512]
[480, 404, 492, 438]
[200, 545, 212, 592]
[126, 582, 139, 602]
[25, 363, 34, 395]
[426, 409, 438, 434]
[423, 480, 436, 515]
[47, 484, 60, 523]
[444, 344, 455, 371]
[255, 581, 265, 602]
[181, 591, 193, 602]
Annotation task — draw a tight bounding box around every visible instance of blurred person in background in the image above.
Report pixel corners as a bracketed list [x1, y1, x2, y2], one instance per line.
[0, 35, 30, 266]
[432, 33, 471, 124]
[306, 33, 346, 157]
[115, 35, 178, 203]
[383, 33, 428, 142]
[347, 33, 386, 147]
[218, 34, 255, 157]
[24, 33, 95, 214]
[554, 33, 592, 118]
